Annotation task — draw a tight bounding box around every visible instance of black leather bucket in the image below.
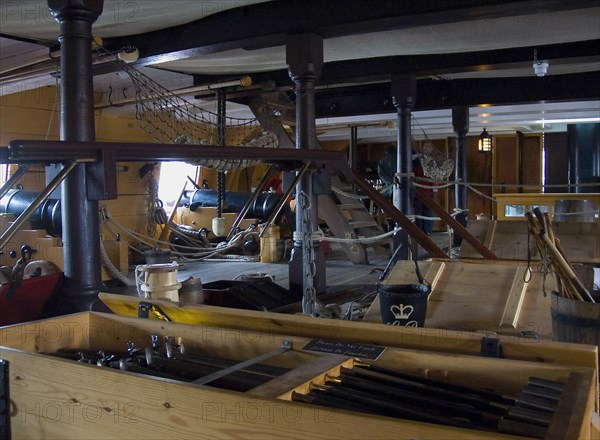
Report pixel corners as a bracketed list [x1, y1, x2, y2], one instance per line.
[377, 257, 431, 327]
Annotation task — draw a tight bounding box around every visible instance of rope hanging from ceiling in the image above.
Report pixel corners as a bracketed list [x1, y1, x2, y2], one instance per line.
[103, 47, 280, 171]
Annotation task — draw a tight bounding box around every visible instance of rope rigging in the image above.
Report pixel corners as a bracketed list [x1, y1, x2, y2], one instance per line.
[101, 46, 280, 172]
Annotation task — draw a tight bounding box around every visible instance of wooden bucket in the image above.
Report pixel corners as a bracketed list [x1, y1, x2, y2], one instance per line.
[550, 292, 600, 346]
[135, 262, 181, 302]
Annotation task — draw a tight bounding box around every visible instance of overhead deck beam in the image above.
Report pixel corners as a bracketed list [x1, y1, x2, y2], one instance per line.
[104, 0, 598, 66]
[193, 39, 600, 89]
[312, 72, 600, 118]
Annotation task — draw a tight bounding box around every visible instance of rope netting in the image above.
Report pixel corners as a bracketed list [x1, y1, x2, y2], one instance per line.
[105, 48, 279, 171]
[412, 116, 455, 182]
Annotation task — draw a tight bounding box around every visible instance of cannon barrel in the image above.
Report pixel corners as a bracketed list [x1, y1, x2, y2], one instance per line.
[0, 189, 62, 237]
[180, 189, 281, 220]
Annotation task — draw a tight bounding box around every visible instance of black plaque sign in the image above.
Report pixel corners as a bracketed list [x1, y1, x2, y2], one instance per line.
[302, 339, 386, 361]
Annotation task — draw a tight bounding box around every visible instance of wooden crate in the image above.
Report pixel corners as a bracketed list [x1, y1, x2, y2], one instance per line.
[1, 311, 596, 439]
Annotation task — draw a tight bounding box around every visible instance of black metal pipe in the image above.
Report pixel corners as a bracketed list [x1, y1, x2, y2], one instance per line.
[356, 362, 511, 404]
[329, 374, 500, 428]
[292, 390, 377, 414]
[311, 383, 477, 429]
[344, 366, 508, 414]
[48, 0, 104, 310]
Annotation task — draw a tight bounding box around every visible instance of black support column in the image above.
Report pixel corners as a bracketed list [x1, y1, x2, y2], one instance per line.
[390, 73, 416, 261]
[286, 33, 325, 298]
[48, 0, 103, 311]
[452, 106, 469, 246]
[349, 125, 358, 169]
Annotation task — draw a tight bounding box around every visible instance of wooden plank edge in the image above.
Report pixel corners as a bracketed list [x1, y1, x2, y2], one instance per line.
[98, 293, 599, 372]
[248, 356, 353, 401]
[545, 370, 596, 440]
[500, 266, 529, 328]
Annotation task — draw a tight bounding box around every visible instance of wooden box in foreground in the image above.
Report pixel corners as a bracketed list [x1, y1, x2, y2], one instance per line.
[0, 311, 597, 439]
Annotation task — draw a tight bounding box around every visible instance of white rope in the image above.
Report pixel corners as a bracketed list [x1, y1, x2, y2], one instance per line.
[463, 183, 497, 202]
[101, 207, 254, 261]
[413, 175, 599, 190]
[99, 238, 134, 286]
[318, 228, 399, 245]
[413, 180, 455, 189]
[552, 209, 599, 216]
[202, 255, 260, 262]
[415, 181, 591, 216]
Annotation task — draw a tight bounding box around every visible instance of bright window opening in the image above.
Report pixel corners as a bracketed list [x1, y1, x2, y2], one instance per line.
[157, 162, 198, 215]
[0, 164, 7, 186]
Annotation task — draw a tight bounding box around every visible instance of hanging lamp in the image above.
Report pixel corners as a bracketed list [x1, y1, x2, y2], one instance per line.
[478, 127, 493, 152]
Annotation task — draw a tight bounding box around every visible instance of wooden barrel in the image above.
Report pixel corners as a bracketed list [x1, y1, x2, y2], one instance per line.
[551, 292, 600, 346]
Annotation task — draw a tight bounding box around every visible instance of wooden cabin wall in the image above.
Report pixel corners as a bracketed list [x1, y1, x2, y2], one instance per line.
[0, 86, 161, 239]
[1, 85, 59, 191]
[520, 134, 543, 193]
[545, 132, 570, 193]
[356, 133, 549, 223]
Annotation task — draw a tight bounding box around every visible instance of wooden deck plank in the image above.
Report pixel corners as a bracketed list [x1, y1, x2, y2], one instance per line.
[363, 259, 555, 339]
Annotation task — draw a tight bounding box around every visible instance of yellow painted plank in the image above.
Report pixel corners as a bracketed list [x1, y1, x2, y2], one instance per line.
[98, 293, 599, 373]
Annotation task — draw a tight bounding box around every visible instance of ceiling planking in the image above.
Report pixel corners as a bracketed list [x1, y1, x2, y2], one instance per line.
[0, 0, 270, 42]
[0, 0, 598, 143]
[152, 7, 600, 75]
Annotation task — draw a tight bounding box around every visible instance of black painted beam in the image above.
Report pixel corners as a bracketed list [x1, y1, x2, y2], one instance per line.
[194, 39, 600, 88]
[313, 72, 600, 118]
[105, 0, 597, 66]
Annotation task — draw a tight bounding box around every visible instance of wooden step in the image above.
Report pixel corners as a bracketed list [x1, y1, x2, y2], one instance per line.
[337, 203, 367, 210]
[334, 185, 355, 193]
[348, 220, 379, 228]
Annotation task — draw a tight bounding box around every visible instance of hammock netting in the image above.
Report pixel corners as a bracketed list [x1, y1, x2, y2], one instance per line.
[107, 49, 279, 171]
[412, 116, 455, 182]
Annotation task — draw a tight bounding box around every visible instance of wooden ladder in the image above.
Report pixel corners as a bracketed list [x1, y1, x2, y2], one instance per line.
[329, 176, 391, 257]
